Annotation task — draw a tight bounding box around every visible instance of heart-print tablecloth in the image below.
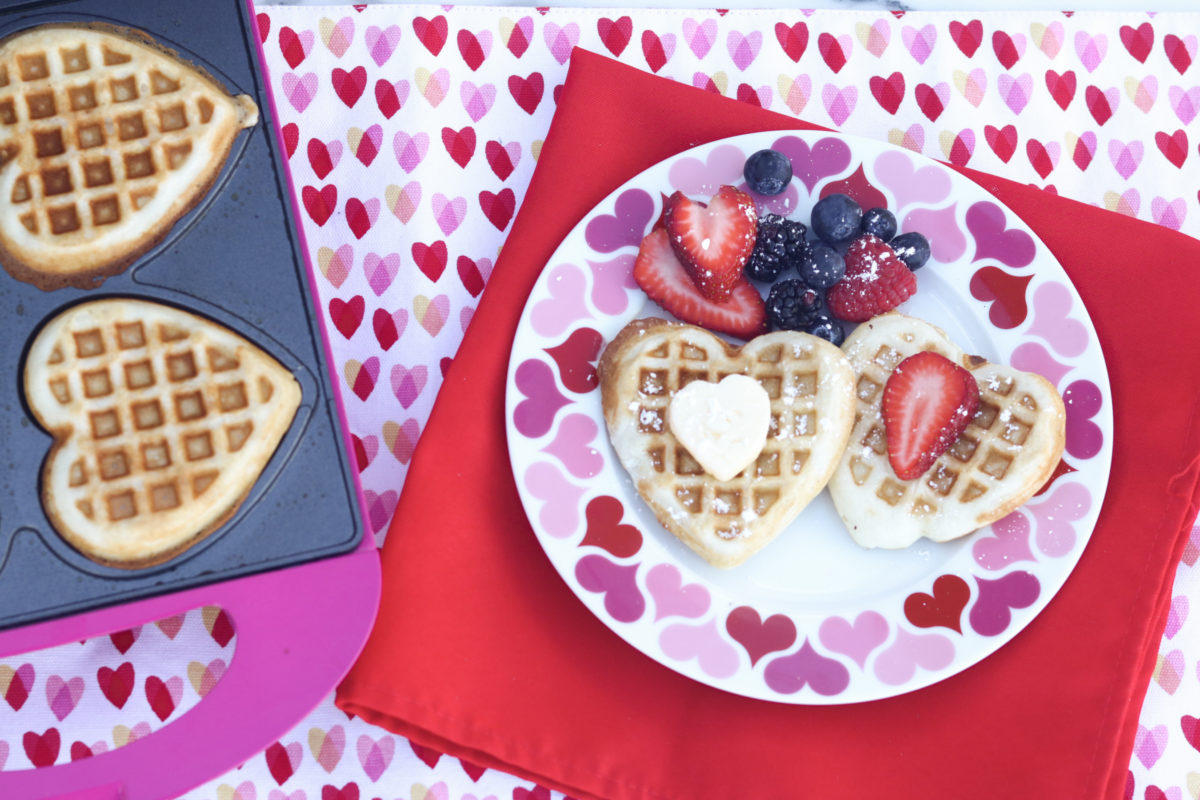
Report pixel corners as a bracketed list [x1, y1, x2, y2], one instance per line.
[2, 6, 1199, 799]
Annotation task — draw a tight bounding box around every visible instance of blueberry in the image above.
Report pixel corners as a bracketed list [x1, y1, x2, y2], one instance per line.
[766, 279, 825, 331]
[810, 193, 863, 244]
[860, 207, 897, 241]
[797, 242, 845, 288]
[743, 149, 793, 196]
[805, 314, 845, 346]
[890, 231, 932, 270]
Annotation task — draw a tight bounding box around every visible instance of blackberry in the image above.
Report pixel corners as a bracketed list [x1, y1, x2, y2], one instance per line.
[766, 279, 826, 331]
[744, 214, 810, 282]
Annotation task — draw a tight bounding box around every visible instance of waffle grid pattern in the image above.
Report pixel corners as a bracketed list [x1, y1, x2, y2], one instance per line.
[632, 337, 826, 541]
[0, 29, 215, 244]
[846, 340, 1044, 517]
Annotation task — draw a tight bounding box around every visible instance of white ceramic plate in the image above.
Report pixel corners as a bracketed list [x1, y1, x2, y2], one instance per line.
[505, 131, 1112, 703]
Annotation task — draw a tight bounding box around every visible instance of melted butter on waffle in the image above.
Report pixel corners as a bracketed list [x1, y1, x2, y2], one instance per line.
[0, 24, 258, 289]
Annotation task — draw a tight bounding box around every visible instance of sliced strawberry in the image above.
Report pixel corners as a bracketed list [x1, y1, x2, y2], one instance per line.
[881, 351, 981, 480]
[633, 228, 767, 340]
[664, 185, 758, 302]
[826, 234, 917, 322]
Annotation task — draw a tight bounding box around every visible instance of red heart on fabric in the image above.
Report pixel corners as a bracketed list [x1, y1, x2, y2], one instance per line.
[281, 123, 299, 159]
[904, 574, 970, 633]
[279, 26, 310, 69]
[479, 188, 516, 231]
[351, 126, 381, 166]
[375, 79, 404, 119]
[70, 741, 95, 761]
[949, 19, 983, 57]
[870, 72, 905, 114]
[203, 607, 235, 647]
[350, 433, 375, 472]
[255, 12, 270, 44]
[320, 782, 360, 800]
[345, 197, 378, 239]
[307, 138, 337, 180]
[1072, 132, 1097, 170]
[505, 16, 532, 58]
[992, 30, 1022, 69]
[736, 83, 767, 107]
[145, 675, 181, 722]
[984, 124, 1018, 163]
[914, 82, 945, 121]
[332, 66, 366, 107]
[580, 496, 642, 558]
[409, 740, 443, 768]
[459, 758, 488, 781]
[2, 662, 33, 711]
[597, 16, 632, 57]
[1181, 714, 1200, 751]
[412, 15, 447, 55]
[97, 662, 135, 709]
[817, 32, 847, 72]
[1119, 22, 1154, 64]
[1026, 138, 1057, 178]
[1045, 69, 1076, 110]
[302, 185, 337, 226]
[485, 140, 519, 180]
[109, 628, 139, 655]
[726, 606, 798, 666]
[1085, 85, 1116, 125]
[456, 255, 489, 297]
[969, 266, 1033, 328]
[345, 358, 380, 401]
[774, 21, 808, 62]
[458, 29, 488, 71]
[412, 240, 448, 282]
[266, 740, 303, 786]
[329, 296, 365, 339]
[1155, 129, 1189, 168]
[442, 125, 476, 168]
[1165, 33, 1194, 75]
[23, 728, 60, 768]
[508, 72, 544, 114]
[642, 30, 670, 73]
[372, 308, 406, 351]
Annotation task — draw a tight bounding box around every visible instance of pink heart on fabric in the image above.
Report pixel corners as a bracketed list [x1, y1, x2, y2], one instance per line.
[1152, 196, 1187, 231]
[659, 619, 739, 679]
[972, 510, 1036, 570]
[646, 563, 711, 621]
[460, 81, 497, 122]
[778, 74, 811, 116]
[281, 72, 318, 112]
[818, 611, 889, 667]
[356, 734, 396, 782]
[683, 17, 717, 58]
[1126, 75, 1157, 113]
[902, 24, 936, 64]
[268, 791, 306, 800]
[187, 658, 227, 698]
[393, 130, 429, 173]
[390, 364, 428, 409]
[155, 614, 185, 639]
[821, 84, 857, 126]
[531, 262, 592, 337]
[1169, 86, 1200, 125]
[1134, 723, 1168, 769]
[1108, 138, 1143, 179]
[426, 193, 465, 236]
[45, 675, 85, 721]
[386, 182, 420, 224]
[857, 19, 890, 58]
[309, 725, 346, 773]
[1157, 649, 1185, 694]
[322, 16, 354, 57]
[997, 72, 1033, 114]
[1074, 30, 1107, 73]
[541, 413, 604, 479]
[363, 489, 399, 533]
[727, 30, 762, 71]
[873, 628, 955, 686]
[362, 252, 400, 296]
[365, 24, 401, 66]
[1165, 595, 1189, 639]
[955, 68, 986, 107]
[523, 462, 585, 538]
[543, 21, 580, 64]
[1032, 21, 1064, 57]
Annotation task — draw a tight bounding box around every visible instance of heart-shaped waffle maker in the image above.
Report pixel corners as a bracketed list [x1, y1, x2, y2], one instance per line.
[24, 298, 302, 568]
[0, 24, 258, 289]
[828, 313, 1066, 549]
[599, 318, 856, 568]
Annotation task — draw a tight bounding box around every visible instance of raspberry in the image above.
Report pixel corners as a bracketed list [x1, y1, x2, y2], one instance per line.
[826, 235, 917, 322]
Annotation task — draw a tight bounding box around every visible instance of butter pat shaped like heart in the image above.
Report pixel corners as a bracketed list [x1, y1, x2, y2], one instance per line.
[668, 375, 770, 481]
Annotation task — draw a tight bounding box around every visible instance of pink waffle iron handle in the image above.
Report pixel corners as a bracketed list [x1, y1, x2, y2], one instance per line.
[0, 543, 381, 800]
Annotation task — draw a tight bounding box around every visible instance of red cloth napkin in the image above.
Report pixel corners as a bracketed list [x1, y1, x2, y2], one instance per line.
[338, 49, 1200, 799]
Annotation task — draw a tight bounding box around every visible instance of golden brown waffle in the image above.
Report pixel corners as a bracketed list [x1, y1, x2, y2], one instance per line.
[828, 313, 1066, 549]
[0, 23, 258, 289]
[599, 319, 856, 568]
[24, 298, 302, 568]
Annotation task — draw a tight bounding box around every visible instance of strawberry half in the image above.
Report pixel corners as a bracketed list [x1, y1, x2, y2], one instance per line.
[664, 185, 758, 302]
[633, 228, 767, 340]
[881, 351, 981, 480]
[826, 234, 917, 322]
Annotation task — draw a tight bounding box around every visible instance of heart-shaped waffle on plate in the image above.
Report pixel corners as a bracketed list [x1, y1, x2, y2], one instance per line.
[24, 298, 302, 568]
[599, 318, 856, 568]
[0, 24, 258, 289]
[828, 312, 1066, 549]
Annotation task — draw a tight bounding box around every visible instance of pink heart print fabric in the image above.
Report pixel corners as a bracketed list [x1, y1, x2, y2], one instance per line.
[1, 5, 1199, 799]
